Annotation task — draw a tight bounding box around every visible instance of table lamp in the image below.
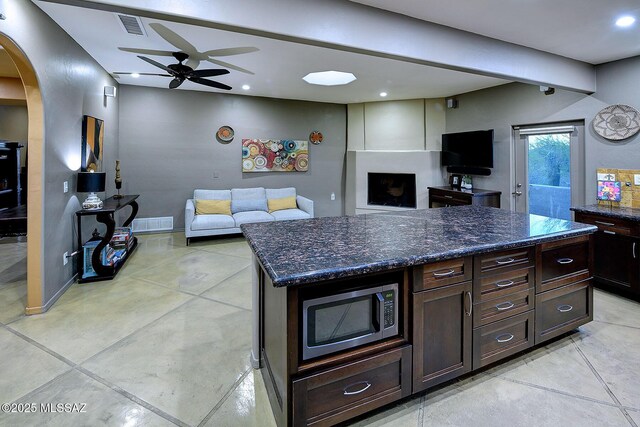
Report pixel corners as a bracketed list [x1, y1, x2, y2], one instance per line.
[77, 171, 106, 209]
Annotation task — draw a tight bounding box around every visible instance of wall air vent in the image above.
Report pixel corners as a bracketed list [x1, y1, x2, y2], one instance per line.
[114, 13, 147, 36]
[132, 217, 173, 233]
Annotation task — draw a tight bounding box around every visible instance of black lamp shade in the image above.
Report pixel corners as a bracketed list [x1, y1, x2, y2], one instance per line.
[77, 172, 106, 193]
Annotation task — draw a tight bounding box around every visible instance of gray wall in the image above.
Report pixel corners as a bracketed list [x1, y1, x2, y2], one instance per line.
[118, 85, 346, 227]
[443, 58, 640, 209]
[1, 0, 119, 305]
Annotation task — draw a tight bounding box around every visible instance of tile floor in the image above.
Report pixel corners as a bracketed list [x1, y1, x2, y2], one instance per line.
[0, 233, 638, 426]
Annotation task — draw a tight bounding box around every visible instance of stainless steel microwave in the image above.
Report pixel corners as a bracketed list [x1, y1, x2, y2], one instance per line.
[301, 283, 399, 360]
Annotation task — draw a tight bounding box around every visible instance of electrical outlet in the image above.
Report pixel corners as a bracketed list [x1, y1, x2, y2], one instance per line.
[63, 251, 68, 266]
[331, 192, 336, 201]
[213, 171, 219, 179]
[634, 174, 640, 186]
[63, 181, 69, 193]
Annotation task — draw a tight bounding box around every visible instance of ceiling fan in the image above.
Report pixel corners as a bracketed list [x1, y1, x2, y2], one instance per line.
[119, 22, 259, 74]
[114, 51, 232, 90]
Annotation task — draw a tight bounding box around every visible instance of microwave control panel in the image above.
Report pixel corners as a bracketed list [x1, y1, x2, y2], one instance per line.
[383, 290, 395, 329]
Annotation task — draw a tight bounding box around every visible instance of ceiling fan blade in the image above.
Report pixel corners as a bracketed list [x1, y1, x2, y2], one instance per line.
[137, 55, 176, 74]
[169, 77, 184, 89]
[149, 23, 198, 54]
[185, 58, 200, 70]
[207, 58, 255, 75]
[118, 47, 175, 56]
[203, 47, 259, 57]
[190, 68, 230, 77]
[113, 72, 172, 77]
[189, 76, 232, 90]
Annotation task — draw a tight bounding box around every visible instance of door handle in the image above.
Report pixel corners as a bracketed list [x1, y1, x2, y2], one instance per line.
[465, 291, 472, 317]
[634, 242, 637, 259]
[512, 191, 522, 196]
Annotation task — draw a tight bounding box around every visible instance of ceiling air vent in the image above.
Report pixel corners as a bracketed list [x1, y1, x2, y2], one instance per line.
[114, 13, 147, 36]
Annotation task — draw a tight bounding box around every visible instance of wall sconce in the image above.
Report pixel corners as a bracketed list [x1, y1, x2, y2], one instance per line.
[104, 86, 117, 97]
[446, 98, 458, 109]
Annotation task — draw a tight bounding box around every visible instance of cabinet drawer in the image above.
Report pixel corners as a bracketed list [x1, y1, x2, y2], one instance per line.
[475, 246, 535, 276]
[292, 346, 411, 426]
[473, 311, 534, 369]
[474, 266, 534, 303]
[430, 189, 471, 204]
[537, 236, 591, 293]
[574, 212, 635, 236]
[535, 280, 593, 345]
[473, 287, 534, 327]
[413, 257, 472, 291]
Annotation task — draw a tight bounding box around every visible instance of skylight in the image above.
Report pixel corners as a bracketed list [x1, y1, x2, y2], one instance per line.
[302, 71, 356, 86]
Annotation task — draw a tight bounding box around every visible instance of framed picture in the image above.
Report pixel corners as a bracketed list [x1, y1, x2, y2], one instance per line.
[597, 180, 621, 202]
[81, 115, 104, 172]
[450, 174, 462, 188]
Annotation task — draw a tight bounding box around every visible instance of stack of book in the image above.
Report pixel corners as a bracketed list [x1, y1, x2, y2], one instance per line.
[82, 227, 134, 279]
[110, 227, 134, 264]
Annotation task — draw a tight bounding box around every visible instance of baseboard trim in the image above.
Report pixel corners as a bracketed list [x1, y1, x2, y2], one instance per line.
[25, 273, 77, 315]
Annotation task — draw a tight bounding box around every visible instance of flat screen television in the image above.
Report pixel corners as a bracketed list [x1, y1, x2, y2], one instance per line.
[441, 129, 494, 168]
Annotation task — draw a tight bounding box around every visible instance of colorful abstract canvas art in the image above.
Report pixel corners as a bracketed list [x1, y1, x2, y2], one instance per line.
[81, 115, 104, 172]
[597, 180, 621, 202]
[242, 139, 309, 172]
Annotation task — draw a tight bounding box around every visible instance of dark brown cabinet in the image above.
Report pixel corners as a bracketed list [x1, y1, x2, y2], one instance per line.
[574, 210, 640, 298]
[0, 141, 23, 212]
[428, 186, 501, 208]
[412, 280, 472, 392]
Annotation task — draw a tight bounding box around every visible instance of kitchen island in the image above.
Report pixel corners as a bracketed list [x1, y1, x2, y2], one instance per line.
[242, 206, 597, 426]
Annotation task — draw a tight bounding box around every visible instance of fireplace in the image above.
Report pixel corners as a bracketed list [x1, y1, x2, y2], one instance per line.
[367, 173, 417, 208]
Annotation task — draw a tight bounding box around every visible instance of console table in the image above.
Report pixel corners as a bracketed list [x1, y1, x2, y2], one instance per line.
[428, 186, 501, 208]
[76, 195, 139, 283]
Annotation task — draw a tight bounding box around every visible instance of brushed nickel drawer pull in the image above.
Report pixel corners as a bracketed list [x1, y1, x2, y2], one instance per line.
[343, 381, 371, 396]
[496, 333, 514, 343]
[603, 230, 616, 235]
[557, 304, 573, 313]
[595, 220, 615, 226]
[433, 269, 455, 277]
[495, 280, 514, 288]
[495, 301, 515, 311]
[557, 258, 574, 265]
[634, 242, 637, 259]
[495, 257, 515, 265]
[444, 195, 453, 198]
[465, 291, 473, 317]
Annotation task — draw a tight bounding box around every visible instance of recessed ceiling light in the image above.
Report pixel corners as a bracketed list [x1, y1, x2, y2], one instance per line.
[616, 15, 636, 27]
[242, 84, 251, 90]
[131, 72, 140, 78]
[379, 92, 388, 97]
[302, 71, 356, 86]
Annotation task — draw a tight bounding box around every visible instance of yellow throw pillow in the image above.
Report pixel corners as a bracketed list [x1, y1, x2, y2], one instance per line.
[268, 196, 297, 213]
[195, 199, 231, 215]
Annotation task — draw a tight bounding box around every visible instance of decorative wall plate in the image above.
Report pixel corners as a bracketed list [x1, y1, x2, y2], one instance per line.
[216, 126, 234, 143]
[592, 104, 640, 141]
[309, 131, 323, 145]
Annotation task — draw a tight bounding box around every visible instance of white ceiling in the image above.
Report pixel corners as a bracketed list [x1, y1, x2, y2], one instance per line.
[352, 0, 640, 65]
[33, 0, 639, 103]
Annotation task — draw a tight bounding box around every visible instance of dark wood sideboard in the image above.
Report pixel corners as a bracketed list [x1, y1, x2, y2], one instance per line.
[428, 186, 501, 208]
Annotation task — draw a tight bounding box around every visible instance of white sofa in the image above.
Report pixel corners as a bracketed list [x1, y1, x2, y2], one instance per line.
[185, 187, 314, 245]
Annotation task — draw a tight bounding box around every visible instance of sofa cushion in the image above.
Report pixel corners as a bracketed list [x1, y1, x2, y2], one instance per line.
[231, 187, 266, 200]
[194, 189, 231, 200]
[191, 214, 236, 231]
[268, 196, 297, 213]
[270, 209, 312, 221]
[266, 187, 296, 200]
[195, 199, 231, 215]
[233, 211, 274, 227]
[231, 198, 268, 214]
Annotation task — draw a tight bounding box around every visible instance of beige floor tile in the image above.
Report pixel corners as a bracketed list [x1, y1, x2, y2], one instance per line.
[573, 321, 640, 410]
[119, 238, 196, 277]
[0, 370, 175, 427]
[201, 267, 252, 310]
[486, 333, 615, 403]
[133, 250, 250, 294]
[0, 328, 71, 403]
[9, 277, 191, 363]
[350, 396, 422, 427]
[628, 408, 640, 425]
[198, 237, 253, 259]
[593, 288, 640, 329]
[82, 297, 252, 426]
[0, 280, 27, 324]
[421, 375, 629, 426]
[204, 369, 276, 427]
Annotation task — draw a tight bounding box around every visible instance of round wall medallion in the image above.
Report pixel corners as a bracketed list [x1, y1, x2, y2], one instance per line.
[593, 104, 640, 141]
[309, 131, 323, 145]
[216, 126, 234, 143]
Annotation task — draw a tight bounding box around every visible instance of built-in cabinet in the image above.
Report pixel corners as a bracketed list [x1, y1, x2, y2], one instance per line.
[0, 141, 22, 211]
[259, 234, 593, 426]
[428, 186, 501, 208]
[574, 211, 640, 299]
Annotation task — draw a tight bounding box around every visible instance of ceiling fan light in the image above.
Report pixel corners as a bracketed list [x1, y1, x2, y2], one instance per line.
[242, 84, 251, 90]
[131, 72, 140, 78]
[303, 71, 356, 86]
[616, 15, 636, 27]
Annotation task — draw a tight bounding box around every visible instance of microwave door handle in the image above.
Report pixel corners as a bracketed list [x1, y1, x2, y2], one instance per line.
[373, 292, 384, 331]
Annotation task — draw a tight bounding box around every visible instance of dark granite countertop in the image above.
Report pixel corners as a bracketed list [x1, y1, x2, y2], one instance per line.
[571, 204, 640, 222]
[241, 206, 597, 287]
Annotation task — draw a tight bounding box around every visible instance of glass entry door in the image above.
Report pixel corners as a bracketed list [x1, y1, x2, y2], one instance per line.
[513, 122, 584, 220]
